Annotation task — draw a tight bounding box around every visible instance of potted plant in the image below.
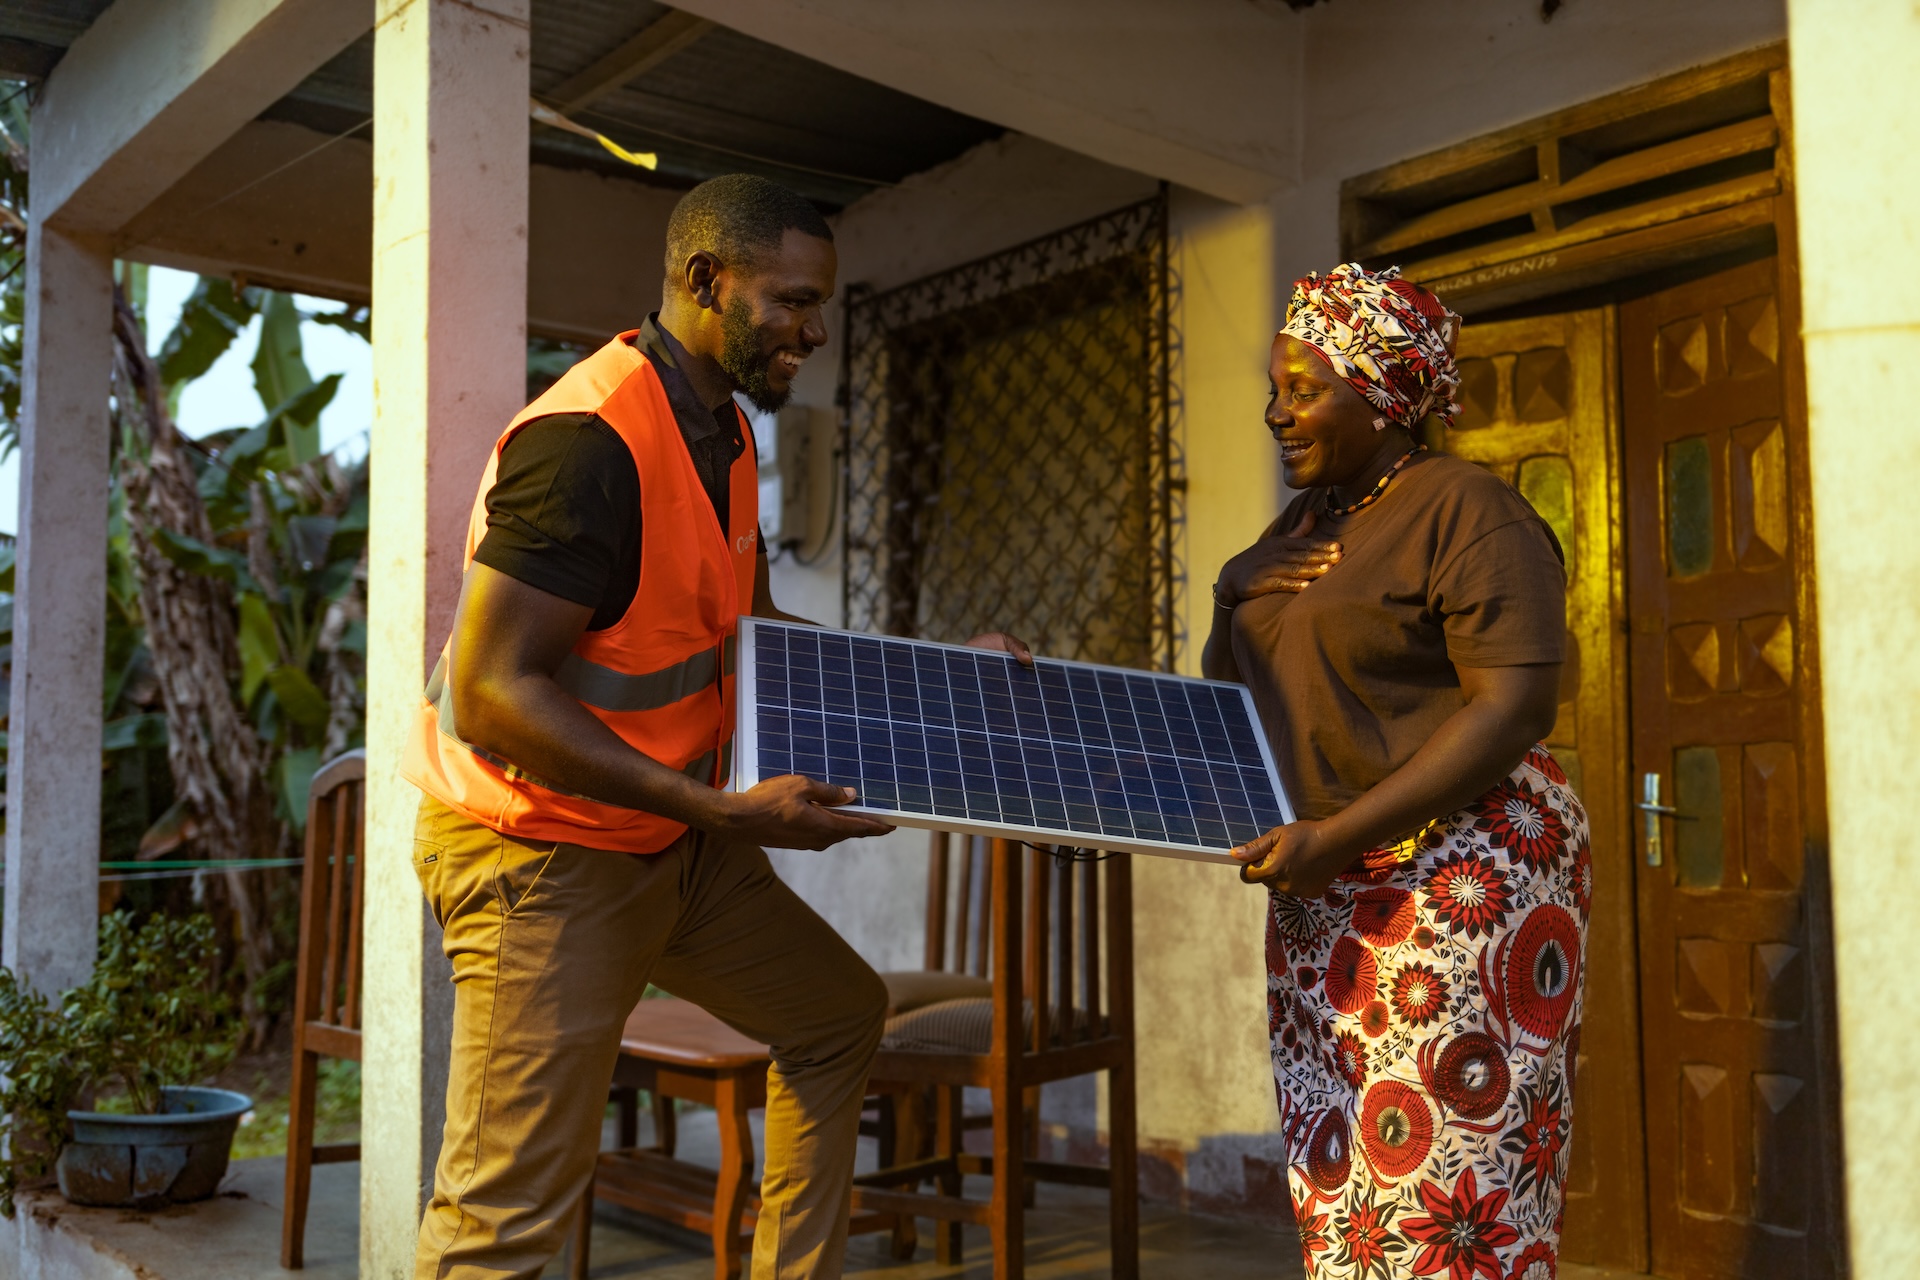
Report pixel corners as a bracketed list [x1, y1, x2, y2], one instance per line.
[0, 911, 243, 1214]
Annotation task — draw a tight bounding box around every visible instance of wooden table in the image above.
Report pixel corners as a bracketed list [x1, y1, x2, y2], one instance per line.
[569, 997, 896, 1280]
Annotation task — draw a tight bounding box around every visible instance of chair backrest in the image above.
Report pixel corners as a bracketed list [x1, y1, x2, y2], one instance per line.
[293, 750, 368, 1040]
[924, 832, 991, 977]
[924, 832, 1133, 1056]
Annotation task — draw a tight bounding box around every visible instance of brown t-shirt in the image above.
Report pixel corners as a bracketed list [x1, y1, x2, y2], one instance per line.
[1229, 452, 1565, 821]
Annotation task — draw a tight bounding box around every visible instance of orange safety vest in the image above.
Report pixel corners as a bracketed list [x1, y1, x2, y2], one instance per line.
[401, 331, 758, 853]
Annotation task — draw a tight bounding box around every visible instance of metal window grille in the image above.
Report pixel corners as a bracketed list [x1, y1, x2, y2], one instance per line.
[839, 193, 1183, 671]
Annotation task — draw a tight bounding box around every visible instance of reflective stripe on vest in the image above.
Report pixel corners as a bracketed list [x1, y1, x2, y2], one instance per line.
[552, 634, 737, 712]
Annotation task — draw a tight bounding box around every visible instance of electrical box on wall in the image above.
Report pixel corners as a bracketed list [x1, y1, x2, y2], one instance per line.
[774, 404, 835, 561]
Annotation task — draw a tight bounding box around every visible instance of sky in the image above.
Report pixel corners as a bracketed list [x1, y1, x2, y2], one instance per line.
[0, 264, 374, 535]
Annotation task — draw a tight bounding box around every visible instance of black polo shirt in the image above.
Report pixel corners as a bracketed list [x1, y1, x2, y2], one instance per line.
[472, 315, 754, 631]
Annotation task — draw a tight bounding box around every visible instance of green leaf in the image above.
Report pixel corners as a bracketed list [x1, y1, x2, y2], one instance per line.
[286, 515, 336, 573]
[252, 293, 320, 465]
[101, 713, 167, 752]
[278, 747, 321, 831]
[305, 304, 370, 342]
[238, 594, 280, 702]
[222, 421, 273, 467]
[310, 557, 357, 600]
[157, 278, 257, 389]
[334, 488, 369, 536]
[262, 376, 342, 474]
[148, 527, 258, 592]
[251, 292, 313, 416]
[327, 490, 370, 566]
[262, 374, 339, 439]
[265, 664, 330, 732]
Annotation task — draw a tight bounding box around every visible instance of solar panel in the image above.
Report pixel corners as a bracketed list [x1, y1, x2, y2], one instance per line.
[735, 619, 1294, 863]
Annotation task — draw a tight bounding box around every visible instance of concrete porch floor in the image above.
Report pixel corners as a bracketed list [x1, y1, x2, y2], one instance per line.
[0, 1111, 1649, 1278]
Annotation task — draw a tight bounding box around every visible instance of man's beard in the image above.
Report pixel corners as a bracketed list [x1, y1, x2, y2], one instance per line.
[719, 297, 790, 413]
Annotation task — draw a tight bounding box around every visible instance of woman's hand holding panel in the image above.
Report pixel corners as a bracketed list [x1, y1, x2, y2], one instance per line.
[1231, 819, 1354, 898]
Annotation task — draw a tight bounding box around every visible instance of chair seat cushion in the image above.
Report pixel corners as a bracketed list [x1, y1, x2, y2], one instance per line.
[878, 969, 992, 1016]
[882, 996, 1100, 1054]
[881, 997, 1001, 1054]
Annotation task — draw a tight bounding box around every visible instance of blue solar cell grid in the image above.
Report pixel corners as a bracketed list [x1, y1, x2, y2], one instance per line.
[735, 619, 1293, 862]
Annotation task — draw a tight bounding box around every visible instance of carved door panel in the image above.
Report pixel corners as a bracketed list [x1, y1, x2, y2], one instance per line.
[1622, 257, 1838, 1278]
[1441, 310, 1647, 1270]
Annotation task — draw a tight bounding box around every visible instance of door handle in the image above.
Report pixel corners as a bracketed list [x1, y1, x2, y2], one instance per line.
[1638, 772, 1697, 867]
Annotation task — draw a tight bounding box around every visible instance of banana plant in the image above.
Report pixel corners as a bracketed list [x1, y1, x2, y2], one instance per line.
[1, 277, 368, 851]
[136, 277, 368, 841]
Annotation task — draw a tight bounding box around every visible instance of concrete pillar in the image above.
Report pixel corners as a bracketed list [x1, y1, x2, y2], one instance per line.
[360, 0, 529, 1273]
[2, 223, 113, 996]
[1786, 3, 1920, 1274]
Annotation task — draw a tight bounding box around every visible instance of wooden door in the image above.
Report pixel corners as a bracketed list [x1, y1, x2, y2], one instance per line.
[1622, 256, 1841, 1279]
[1440, 310, 1648, 1270]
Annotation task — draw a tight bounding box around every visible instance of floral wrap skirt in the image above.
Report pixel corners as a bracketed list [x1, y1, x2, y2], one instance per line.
[1268, 745, 1590, 1280]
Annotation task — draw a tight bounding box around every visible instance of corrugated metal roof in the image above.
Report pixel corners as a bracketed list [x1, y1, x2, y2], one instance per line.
[0, 0, 109, 47]
[0, 0, 1001, 210]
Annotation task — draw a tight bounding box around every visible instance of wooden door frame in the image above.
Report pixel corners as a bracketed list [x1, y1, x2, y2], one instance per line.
[1565, 305, 1641, 1271]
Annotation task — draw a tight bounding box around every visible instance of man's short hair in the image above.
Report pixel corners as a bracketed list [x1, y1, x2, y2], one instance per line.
[664, 174, 833, 280]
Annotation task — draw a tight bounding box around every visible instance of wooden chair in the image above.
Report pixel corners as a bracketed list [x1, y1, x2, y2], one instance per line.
[854, 833, 1138, 1279]
[875, 849, 995, 1013]
[857, 840, 997, 1173]
[569, 1000, 900, 1280]
[281, 749, 367, 1269]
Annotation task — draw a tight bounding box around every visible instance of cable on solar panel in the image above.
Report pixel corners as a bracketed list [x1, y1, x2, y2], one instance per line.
[1031, 843, 1120, 864]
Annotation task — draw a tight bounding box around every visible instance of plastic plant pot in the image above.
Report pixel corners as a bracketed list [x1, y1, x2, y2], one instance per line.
[56, 1086, 252, 1208]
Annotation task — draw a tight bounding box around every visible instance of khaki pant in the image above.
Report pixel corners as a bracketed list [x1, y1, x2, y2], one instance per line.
[410, 795, 887, 1280]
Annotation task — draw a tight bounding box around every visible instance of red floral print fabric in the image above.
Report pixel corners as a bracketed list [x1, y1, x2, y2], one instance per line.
[1268, 746, 1588, 1279]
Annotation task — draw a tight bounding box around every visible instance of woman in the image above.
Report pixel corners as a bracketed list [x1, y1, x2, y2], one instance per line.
[1203, 263, 1588, 1280]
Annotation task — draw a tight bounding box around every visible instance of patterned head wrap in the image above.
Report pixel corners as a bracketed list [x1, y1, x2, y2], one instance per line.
[1278, 262, 1464, 429]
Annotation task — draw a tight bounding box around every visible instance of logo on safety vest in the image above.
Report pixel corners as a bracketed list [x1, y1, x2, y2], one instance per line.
[737, 529, 758, 554]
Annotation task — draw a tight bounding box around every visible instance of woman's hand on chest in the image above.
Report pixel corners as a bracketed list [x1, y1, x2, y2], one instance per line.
[1216, 508, 1343, 607]
[1230, 819, 1356, 898]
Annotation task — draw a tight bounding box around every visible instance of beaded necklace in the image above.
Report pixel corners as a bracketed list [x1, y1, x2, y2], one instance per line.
[1324, 444, 1427, 518]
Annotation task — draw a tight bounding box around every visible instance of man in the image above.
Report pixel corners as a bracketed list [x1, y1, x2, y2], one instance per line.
[402, 174, 945, 1280]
